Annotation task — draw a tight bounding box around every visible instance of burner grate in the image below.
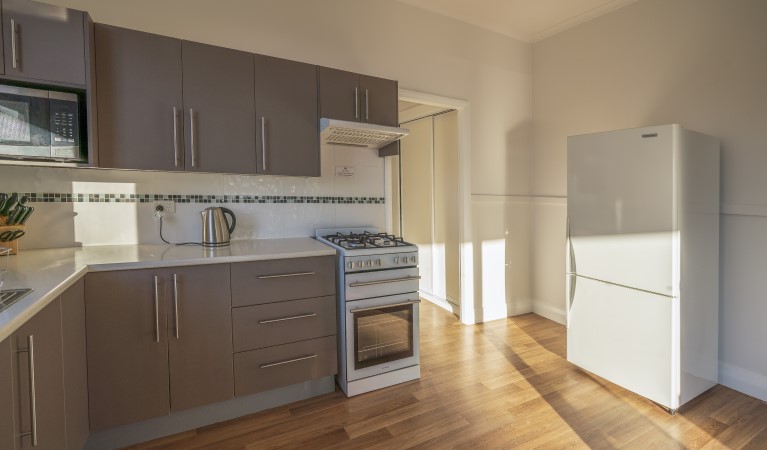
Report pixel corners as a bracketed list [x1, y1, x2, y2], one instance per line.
[323, 231, 414, 250]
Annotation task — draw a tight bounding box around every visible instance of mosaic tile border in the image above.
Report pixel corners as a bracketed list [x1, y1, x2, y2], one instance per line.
[18, 193, 385, 205]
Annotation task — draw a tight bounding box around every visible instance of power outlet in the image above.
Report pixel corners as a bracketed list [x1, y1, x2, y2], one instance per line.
[153, 200, 176, 213]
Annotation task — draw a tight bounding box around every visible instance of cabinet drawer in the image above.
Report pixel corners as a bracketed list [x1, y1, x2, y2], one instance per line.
[234, 335, 337, 397]
[231, 256, 336, 307]
[233, 295, 336, 352]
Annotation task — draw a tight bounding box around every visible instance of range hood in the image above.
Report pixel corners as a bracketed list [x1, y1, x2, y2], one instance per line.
[320, 118, 409, 151]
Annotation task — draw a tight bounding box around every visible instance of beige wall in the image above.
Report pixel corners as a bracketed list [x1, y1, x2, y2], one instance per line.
[532, 0, 767, 399]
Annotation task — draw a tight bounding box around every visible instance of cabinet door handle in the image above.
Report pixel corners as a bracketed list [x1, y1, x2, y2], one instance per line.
[256, 271, 315, 279]
[261, 117, 267, 172]
[349, 276, 421, 287]
[365, 89, 369, 121]
[258, 313, 317, 324]
[260, 354, 317, 369]
[11, 19, 18, 70]
[153, 276, 160, 343]
[173, 107, 181, 168]
[173, 273, 180, 339]
[354, 87, 359, 119]
[17, 335, 38, 446]
[190, 109, 198, 168]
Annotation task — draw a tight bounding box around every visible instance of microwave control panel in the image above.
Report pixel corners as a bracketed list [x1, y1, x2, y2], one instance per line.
[49, 98, 79, 148]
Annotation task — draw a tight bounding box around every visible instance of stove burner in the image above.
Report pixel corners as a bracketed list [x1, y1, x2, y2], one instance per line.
[324, 231, 414, 250]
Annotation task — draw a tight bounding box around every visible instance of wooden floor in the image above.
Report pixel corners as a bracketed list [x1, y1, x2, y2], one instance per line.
[130, 302, 767, 449]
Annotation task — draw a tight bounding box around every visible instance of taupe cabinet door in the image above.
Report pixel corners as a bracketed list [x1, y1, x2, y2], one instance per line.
[0, 338, 13, 449]
[86, 264, 234, 430]
[86, 269, 171, 431]
[95, 24, 184, 171]
[61, 279, 89, 450]
[11, 298, 66, 449]
[319, 67, 398, 126]
[255, 54, 319, 176]
[182, 41, 257, 174]
[2, 0, 86, 86]
[167, 264, 234, 411]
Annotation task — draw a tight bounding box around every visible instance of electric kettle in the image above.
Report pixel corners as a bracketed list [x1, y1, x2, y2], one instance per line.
[201, 207, 236, 247]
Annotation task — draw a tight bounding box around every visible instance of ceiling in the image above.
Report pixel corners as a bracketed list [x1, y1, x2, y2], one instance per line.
[396, 0, 639, 42]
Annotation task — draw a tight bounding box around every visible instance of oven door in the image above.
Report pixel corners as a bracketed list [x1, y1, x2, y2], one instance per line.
[345, 293, 420, 382]
[0, 85, 51, 157]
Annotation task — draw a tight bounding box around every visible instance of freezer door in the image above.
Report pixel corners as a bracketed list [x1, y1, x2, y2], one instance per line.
[567, 276, 677, 409]
[567, 125, 677, 296]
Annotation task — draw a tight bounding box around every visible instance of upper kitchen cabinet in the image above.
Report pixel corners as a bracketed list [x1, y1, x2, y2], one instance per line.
[1, 0, 87, 86]
[95, 24, 183, 171]
[319, 67, 398, 127]
[255, 54, 319, 177]
[182, 41, 256, 173]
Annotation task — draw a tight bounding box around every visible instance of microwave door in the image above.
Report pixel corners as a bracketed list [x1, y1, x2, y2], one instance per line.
[0, 85, 51, 158]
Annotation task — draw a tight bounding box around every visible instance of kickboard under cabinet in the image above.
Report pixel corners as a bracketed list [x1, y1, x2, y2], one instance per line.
[232, 295, 336, 352]
[234, 335, 337, 397]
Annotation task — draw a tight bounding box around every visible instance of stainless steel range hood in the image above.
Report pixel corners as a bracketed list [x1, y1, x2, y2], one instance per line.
[320, 118, 409, 151]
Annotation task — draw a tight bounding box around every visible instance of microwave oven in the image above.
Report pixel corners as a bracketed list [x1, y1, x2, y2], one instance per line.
[0, 84, 83, 162]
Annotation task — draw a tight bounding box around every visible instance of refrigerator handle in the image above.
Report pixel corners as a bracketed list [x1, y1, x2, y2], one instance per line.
[566, 218, 577, 314]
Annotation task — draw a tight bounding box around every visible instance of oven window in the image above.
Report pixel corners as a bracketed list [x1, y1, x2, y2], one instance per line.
[353, 303, 414, 370]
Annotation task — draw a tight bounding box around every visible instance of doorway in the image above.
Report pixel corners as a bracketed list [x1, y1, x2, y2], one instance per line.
[389, 101, 460, 315]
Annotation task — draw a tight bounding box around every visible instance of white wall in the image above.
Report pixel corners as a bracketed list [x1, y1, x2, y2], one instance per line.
[2, 0, 533, 322]
[532, 0, 767, 399]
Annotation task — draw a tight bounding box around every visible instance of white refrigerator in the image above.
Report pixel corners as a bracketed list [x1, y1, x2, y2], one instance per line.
[566, 124, 720, 413]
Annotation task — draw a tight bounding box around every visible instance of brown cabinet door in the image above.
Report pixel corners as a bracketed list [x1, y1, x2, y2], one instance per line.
[85, 270, 170, 432]
[182, 41, 257, 174]
[167, 264, 234, 412]
[0, 338, 15, 450]
[95, 24, 183, 171]
[1, 0, 85, 86]
[255, 54, 320, 176]
[11, 299, 66, 450]
[60, 279, 89, 450]
[319, 66, 360, 123]
[360, 74, 398, 126]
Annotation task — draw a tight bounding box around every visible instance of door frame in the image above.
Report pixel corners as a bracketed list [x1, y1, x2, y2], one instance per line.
[388, 89, 473, 324]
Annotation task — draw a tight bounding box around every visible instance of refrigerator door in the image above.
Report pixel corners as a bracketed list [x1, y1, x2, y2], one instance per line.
[567, 125, 678, 297]
[567, 276, 677, 409]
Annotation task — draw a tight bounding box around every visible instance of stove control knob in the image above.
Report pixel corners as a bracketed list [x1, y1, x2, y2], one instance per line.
[365, 260, 372, 267]
[347, 261, 354, 269]
[376, 259, 382, 266]
[410, 256, 417, 264]
[356, 261, 363, 268]
[402, 258, 409, 265]
[394, 257, 399, 264]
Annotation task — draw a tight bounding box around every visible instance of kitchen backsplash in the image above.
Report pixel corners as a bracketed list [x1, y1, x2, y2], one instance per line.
[0, 145, 387, 249]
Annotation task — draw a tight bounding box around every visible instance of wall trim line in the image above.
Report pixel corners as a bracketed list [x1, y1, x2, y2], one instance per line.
[719, 361, 767, 402]
[533, 302, 566, 325]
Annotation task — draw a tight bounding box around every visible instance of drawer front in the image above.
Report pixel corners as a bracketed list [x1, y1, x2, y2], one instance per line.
[345, 267, 419, 301]
[231, 256, 336, 307]
[233, 295, 336, 352]
[234, 335, 337, 397]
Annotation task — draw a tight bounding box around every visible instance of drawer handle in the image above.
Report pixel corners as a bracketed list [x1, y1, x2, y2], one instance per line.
[260, 354, 317, 369]
[257, 271, 316, 279]
[349, 276, 421, 287]
[258, 313, 317, 324]
[352, 299, 421, 314]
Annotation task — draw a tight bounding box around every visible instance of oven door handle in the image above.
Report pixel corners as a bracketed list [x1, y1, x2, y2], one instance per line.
[349, 276, 421, 287]
[351, 299, 421, 314]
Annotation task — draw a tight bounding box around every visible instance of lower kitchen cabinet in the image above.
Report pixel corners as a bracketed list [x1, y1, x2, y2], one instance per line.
[85, 264, 233, 431]
[0, 337, 14, 450]
[61, 279, 89, 450]
[10, 298, 67, 449]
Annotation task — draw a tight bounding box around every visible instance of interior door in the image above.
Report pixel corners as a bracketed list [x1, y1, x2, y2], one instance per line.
[567, 276, 675, 408]
[182, 41, 256, 174]
[567, 125, 676, 296]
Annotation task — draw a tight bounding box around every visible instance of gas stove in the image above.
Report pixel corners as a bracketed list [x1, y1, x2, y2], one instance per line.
[316, 228, 416, 254]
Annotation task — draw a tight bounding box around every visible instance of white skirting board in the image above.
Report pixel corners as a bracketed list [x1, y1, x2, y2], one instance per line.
[533, 302, 566, 325]
[719, 361, 767, 402]
[419, 291, 459, 315]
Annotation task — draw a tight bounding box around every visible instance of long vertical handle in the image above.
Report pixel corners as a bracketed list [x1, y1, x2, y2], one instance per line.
[173, 273, 180, 339]
[173, 107, 181, 168]
[365, 89, 369, 121]
[566, 219, 577, 313]
[153, 276, 160, 343]
[11, 19, 18, 69]
[190, 109, 198, 168]
[27, 335, 37, 446]
[354, 87, 359, 119]
[261, 117, 267, 172]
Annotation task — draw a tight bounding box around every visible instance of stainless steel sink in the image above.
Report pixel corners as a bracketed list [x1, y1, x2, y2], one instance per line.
[0, 288, 33, 313]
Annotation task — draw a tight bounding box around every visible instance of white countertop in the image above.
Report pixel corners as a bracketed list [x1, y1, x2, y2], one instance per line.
[0, 238, 336, 342]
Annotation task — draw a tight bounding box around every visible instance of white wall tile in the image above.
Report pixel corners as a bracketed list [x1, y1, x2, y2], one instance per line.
[0, 166, 72, 194]
[335, 204, 386, 229]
